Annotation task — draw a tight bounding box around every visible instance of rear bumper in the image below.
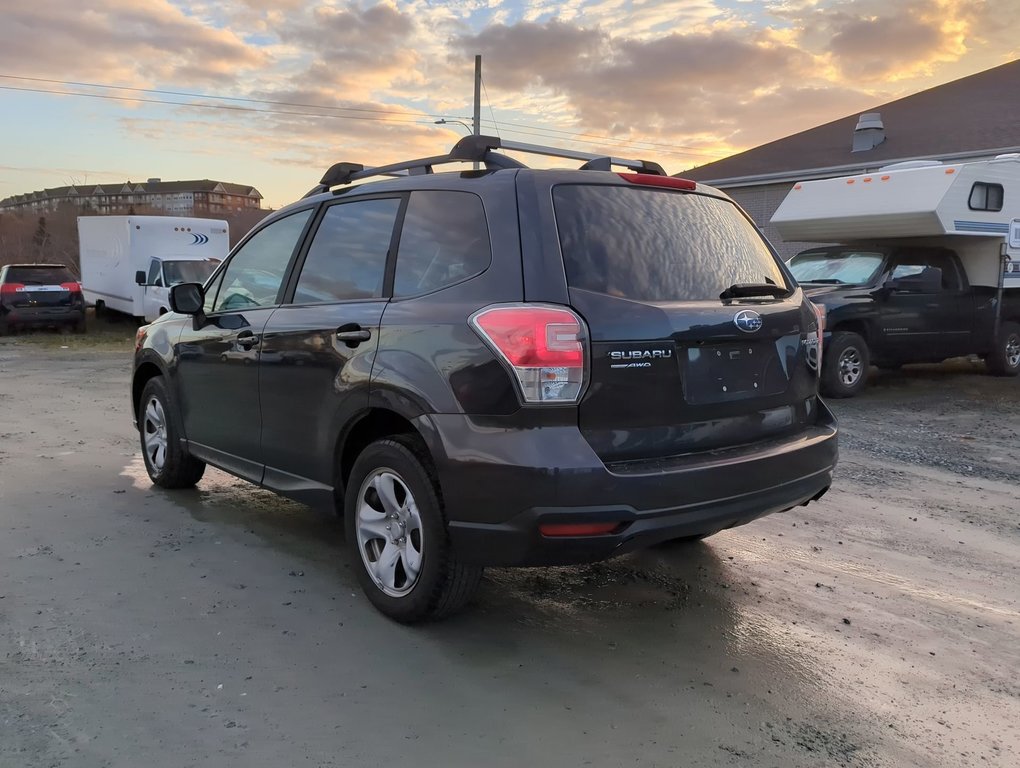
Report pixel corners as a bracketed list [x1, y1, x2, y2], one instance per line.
[421, 401, 838, 567]
[2, 305, 84, 326]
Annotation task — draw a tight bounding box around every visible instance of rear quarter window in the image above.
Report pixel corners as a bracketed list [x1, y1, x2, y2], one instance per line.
[553, 185, 787, 302]
[393, 191, 491, 297]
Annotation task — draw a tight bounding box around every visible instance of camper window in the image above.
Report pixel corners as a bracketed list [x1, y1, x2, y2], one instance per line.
[968, 182, 1004, 212]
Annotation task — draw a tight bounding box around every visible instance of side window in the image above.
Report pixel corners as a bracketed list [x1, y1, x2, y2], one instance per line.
[203, 270, 224, 313]
[926, 252, 962, 290]
[212, 209, 312, 313]
[394, 191, 491, 297]
[968, 182, 1004, 212]
[147, 260, 163, 287]
[293, 198, 400, 303]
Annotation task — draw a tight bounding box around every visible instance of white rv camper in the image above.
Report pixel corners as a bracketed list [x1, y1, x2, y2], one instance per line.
[772, 154, 1020, 289]
[768, 155, 1020, 396]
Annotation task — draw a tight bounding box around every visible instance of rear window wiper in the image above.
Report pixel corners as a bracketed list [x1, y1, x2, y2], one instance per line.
[719, 283, 789, 300]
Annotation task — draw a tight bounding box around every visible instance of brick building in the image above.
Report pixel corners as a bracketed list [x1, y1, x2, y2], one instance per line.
[0, 178, 263, 217]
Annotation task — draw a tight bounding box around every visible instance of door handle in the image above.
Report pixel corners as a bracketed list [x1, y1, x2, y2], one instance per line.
[336, 326, 372, 346]
[236, 331, 260, 350]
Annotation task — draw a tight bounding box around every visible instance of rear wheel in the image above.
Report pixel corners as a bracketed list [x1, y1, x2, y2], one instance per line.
[345, 437, 482, 622]
[821, 331, 870, 398]
[987, 322, 1020, 376]
[139, 377, 206, 488]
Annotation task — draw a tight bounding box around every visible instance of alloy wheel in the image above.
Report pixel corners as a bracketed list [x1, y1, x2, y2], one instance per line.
[839, 346, 863, 387]
[356, 469, 425, 597]
[143, 396, 168, 471]
[1006, 334, 1020, 369]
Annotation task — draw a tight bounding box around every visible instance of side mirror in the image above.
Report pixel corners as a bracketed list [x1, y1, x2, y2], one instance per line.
[169, 283, 204, 315]
[135, 270, 147, 286]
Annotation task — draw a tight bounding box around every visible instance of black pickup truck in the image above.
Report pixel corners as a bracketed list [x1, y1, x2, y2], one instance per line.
[788, 244, 1020, 397]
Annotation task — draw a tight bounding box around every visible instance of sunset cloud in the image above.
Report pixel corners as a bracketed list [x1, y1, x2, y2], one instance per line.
[0, 0, 1016, 206]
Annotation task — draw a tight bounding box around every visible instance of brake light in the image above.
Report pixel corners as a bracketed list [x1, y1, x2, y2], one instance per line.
[808, 301, 826, 373]
[0, 283, 25, 294]
[618, 173, 696, 190]
[540, 522, 620, 537]
[470, 304, 588, 403]
[60, 281, 82, 293]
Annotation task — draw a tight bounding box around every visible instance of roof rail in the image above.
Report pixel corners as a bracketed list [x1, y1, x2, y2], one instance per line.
[305, 134, 666, 196]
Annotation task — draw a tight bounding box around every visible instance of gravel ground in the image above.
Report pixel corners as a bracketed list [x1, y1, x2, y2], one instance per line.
[1, 340, 1018, 767]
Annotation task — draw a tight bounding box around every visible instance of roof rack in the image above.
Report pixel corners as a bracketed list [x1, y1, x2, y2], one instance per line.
[304, 135, 667, 197]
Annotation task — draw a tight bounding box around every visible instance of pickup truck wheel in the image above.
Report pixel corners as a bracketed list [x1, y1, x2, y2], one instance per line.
[821, 332, 870, 398]
[139, 377, 206, 488]
[987, 322, 1020, 376]
[345, 437, 482, 623]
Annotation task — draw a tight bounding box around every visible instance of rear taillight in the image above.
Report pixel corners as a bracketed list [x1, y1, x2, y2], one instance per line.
[0, 283, 25, 294]
[60, 281, 82, 293]
[470, 304, 588, 404]
[135, 327, 147, 352]
[807, 301, 826, 373]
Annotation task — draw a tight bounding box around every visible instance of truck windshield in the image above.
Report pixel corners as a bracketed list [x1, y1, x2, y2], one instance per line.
[789, 249, 884, 285]
[163, 259, 219, 286]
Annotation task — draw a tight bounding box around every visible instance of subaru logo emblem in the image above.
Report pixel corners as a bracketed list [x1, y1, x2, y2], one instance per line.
[734, 309, 763, 333]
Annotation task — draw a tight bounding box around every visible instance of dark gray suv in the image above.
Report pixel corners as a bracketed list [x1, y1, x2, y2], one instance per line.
[132, 136, 837, 622]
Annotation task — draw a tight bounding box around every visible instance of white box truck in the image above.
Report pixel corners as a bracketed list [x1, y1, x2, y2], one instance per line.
[78, 216, 229, 323]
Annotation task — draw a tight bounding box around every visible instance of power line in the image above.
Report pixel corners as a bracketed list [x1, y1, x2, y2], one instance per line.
[0, 73, 463, 121]
[476, 116, 716, 156]
[480, 76, 501, 140]
[0, 85, 435, 125]
[0, 77, 718, 163]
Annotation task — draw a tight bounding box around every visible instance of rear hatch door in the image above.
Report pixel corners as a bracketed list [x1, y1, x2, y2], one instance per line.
[3, 266, 77, 308]
[550, 180, 818, 464]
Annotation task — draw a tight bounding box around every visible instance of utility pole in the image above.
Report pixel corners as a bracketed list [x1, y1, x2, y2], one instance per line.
[473, 54, 482, 170]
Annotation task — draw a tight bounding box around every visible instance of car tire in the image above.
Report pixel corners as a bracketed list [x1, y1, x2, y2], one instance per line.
[986, 321, 1020, 377]
[138, 377, 206, 489]
[0, 317, 7, 337]
[821, 331, 870, 398]
[345, 436, 482, 623]
[94, 300, 105, 317]
[73, 318, 86, 335]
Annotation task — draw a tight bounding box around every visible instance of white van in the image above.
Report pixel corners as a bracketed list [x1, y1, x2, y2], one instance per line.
[78, 216, 229, 323]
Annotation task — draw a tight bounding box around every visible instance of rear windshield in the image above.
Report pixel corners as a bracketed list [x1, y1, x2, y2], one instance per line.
[4, 266, 74, 284]
[553, 185, 787, 302]
[789, 249, 884, 285]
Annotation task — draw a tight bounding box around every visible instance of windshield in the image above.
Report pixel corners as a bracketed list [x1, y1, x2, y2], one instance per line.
[789, 249, 885, 285]
[163, 259, 219, 286]
[553, 185, 788, 302]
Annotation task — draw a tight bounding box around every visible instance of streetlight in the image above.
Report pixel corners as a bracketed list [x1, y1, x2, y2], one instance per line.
[434, 118, 472, 133]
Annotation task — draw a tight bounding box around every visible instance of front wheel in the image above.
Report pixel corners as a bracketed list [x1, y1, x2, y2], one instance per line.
[345, 437, 482, 622]
[138, 377, 206, 488]
[987, 321, 1020, 376]
[821, 331, 871, 398]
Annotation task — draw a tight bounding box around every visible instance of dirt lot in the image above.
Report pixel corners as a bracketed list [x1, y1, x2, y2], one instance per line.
[1, 331, 1018, 768]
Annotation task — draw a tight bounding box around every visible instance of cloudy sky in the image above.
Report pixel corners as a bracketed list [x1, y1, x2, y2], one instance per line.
[0, 0, 1016, 208]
